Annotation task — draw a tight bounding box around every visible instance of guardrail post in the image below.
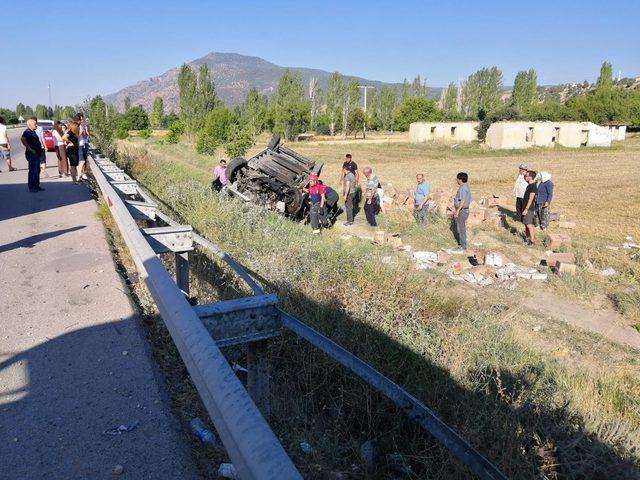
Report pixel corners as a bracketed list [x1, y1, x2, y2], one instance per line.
[247, 340, 271, 418]
[175, 252, 190, 297]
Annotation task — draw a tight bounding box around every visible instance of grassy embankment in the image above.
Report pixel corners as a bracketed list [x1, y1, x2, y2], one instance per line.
[112, 136, 639, 479]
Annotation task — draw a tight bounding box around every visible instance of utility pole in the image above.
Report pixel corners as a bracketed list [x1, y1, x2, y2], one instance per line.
[358, 85, 374, 139]
[48, 83, 53, 118]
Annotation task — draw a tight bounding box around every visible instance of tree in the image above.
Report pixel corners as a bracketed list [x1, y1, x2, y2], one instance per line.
[511, 69, 538, 111]
[273, 70, 309, 141]
[239, 88, 267, 136]
[35, 104, 48, 119]
[118, 105, 149, 130]
[412, 75, 428, 97]
[477, 106, 522, 141]
[341, 80, 360, 138]
[400, 78, 411, 101]
[309, 77, 323, 131]
[326, 72, 344, 136]
[149, 96, 164, 128]
[123, 96, 132, 112]
[87, 96, 114, 150]
[441, 82, 461, 120]
[177, 63, 198, 133]
[393, 97, 442, 131]
[373, 88, 398, 131]
[195, 64, 218, 119]
[347, 108, 366, 138]
[224, 123, 254, 158]
[461, 67, 504, 119]
[596, 61, 613, 90]
[196, 106, 236, 154]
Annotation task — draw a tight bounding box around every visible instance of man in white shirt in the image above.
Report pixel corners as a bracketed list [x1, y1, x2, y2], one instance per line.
[513, 163, 528, 222]
[0, 116, 16, 172]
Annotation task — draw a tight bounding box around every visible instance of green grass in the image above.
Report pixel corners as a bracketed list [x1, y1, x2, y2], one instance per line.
[111, 139, 640, 479]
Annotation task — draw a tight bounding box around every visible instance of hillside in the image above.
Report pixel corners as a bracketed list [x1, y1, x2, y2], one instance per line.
[103, 51, 439, 111]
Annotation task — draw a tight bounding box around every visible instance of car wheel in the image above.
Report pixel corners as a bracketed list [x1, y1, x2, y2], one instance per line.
[226, 157, 248, 183]
[284, 187, 304, 216]
[267, 136, 281, 151]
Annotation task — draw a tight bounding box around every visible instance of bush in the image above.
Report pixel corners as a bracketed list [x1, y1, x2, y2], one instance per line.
[195, 132, 219, 155]
[117, 105, 149, 131]
[166, 130, 179, 144]
[138, 129, 152, 139]
[224, 124, 254, 158]
[168, 119, 186, 135]
[200, 107, 235, 145]
[114, 126, 129, 139]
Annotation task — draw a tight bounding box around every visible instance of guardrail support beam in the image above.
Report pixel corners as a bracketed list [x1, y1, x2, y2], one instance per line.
[248, 340, 271, 419]
[175, 252, 190, 297]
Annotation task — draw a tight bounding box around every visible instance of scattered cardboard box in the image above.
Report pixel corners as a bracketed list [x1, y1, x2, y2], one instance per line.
[557, 262, 577, 276]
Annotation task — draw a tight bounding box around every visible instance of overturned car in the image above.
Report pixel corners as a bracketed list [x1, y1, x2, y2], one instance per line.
[223, 136, 324, 219]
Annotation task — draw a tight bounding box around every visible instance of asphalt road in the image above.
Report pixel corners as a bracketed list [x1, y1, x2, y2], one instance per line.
[0, 128, 198, 479]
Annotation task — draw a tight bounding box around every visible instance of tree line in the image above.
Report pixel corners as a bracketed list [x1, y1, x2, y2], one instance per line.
[0, 103, 78, 124]
[79, 60, 640, 159]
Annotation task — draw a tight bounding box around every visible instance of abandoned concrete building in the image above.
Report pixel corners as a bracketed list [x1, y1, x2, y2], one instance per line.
[607, 123, 627, 141]
[409, 121, 479, 143]
[485, 121, 613, 149]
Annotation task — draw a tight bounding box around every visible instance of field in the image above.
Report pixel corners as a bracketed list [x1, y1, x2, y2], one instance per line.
[110, 134, 640, 479]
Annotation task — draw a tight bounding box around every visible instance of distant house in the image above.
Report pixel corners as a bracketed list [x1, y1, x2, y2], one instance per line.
[485, 121, 613, 149]
[607, 123, 627, 141]
[409, 121, 479, 144]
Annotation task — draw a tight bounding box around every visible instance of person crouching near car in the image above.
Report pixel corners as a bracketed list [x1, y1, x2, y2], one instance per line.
[304, 174, 326, 234]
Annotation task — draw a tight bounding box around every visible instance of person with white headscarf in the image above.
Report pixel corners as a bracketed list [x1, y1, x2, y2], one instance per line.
[535, 171, 554, 230]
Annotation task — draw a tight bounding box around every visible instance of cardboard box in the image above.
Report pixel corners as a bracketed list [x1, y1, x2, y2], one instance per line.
[557, 262, 577, 276]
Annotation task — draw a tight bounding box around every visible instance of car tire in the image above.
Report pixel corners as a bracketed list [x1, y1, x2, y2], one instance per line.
[284, 187, 304, 216]
[226, 157, 248, 183]
[267, 136, 281, 151]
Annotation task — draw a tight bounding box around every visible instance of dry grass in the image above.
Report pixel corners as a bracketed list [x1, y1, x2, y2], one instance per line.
[105, 137, 640, 478]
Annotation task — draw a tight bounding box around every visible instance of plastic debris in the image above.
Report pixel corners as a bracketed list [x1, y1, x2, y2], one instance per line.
[599, 267, 617, 277]
[232, 363, 248, 374]
[190, 418, 219, 446]
[103, 421, 139, 436]
[605, 245, 620, 251]
[218, 463, 238, 479]
[300, 441, 314, 454]
[479, 277, 495, 287]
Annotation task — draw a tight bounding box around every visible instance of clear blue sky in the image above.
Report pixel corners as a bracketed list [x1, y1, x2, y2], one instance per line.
[2, 0, 638, 108]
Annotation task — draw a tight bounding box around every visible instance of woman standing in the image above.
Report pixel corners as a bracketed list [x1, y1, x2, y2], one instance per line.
[53, 122, 69, 177]
[63, 122, 81, 184]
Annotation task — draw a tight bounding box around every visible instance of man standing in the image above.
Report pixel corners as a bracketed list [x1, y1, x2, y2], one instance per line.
[211, 159, 227, 191]
[342, 165, 356, 226]
[522, 170, 538, 245]
[453, 172, 471, 251]
[304, 174, 325, 234]
[0, 116, 17, 172]
[414, 173, 432, 225]
[513, 163, 528, 222]
[535, 171, 554, 230]
[362, 166, 379, 227]
[21, 118, 45, 192]
[339, 153, 359, 186]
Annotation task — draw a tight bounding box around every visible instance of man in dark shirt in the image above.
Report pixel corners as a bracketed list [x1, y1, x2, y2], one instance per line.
[339, 153, 359, 186]
[21, 118, 45, 192]
[522, 170, 538, 245]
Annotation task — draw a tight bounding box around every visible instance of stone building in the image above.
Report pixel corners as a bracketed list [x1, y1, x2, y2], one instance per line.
[409, 121, 479, 144]
[485, 121, 613, 149]
[607, 123, 627, 141]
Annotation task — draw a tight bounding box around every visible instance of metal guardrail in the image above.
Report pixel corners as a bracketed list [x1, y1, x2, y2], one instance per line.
[89, 148, 508, 480]
[88, 152, 302, 480]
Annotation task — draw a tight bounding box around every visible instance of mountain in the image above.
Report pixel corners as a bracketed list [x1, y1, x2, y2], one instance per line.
[103, 52, 440, 112]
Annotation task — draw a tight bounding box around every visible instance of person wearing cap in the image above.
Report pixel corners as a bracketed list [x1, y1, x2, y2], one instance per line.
[513, 164, 529, 222]
[535, 171, 554, 230]
[304, 174, 326, 234]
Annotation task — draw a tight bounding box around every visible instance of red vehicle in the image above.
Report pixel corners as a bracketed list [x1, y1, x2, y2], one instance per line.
[38, 120, 55, 151]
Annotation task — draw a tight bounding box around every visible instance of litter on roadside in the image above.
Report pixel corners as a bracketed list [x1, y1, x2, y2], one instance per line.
[103, 421, 139, 436]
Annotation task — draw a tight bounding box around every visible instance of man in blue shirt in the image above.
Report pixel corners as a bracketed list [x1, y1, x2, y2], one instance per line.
[453, 172, 471, 251]
[414, 173, 432, 224]
[21, 118, 45, 192]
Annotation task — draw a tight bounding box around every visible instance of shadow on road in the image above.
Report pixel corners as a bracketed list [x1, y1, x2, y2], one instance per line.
[0, 180, 91, 222]
[0, 226, 85, 254]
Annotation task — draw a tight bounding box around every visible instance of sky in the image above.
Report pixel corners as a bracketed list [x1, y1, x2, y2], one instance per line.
[1, 0, 639, 108]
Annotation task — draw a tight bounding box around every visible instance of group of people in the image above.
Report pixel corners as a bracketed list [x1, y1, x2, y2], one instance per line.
[514, 163, 554, 245]
[1, 113, 90, 192]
